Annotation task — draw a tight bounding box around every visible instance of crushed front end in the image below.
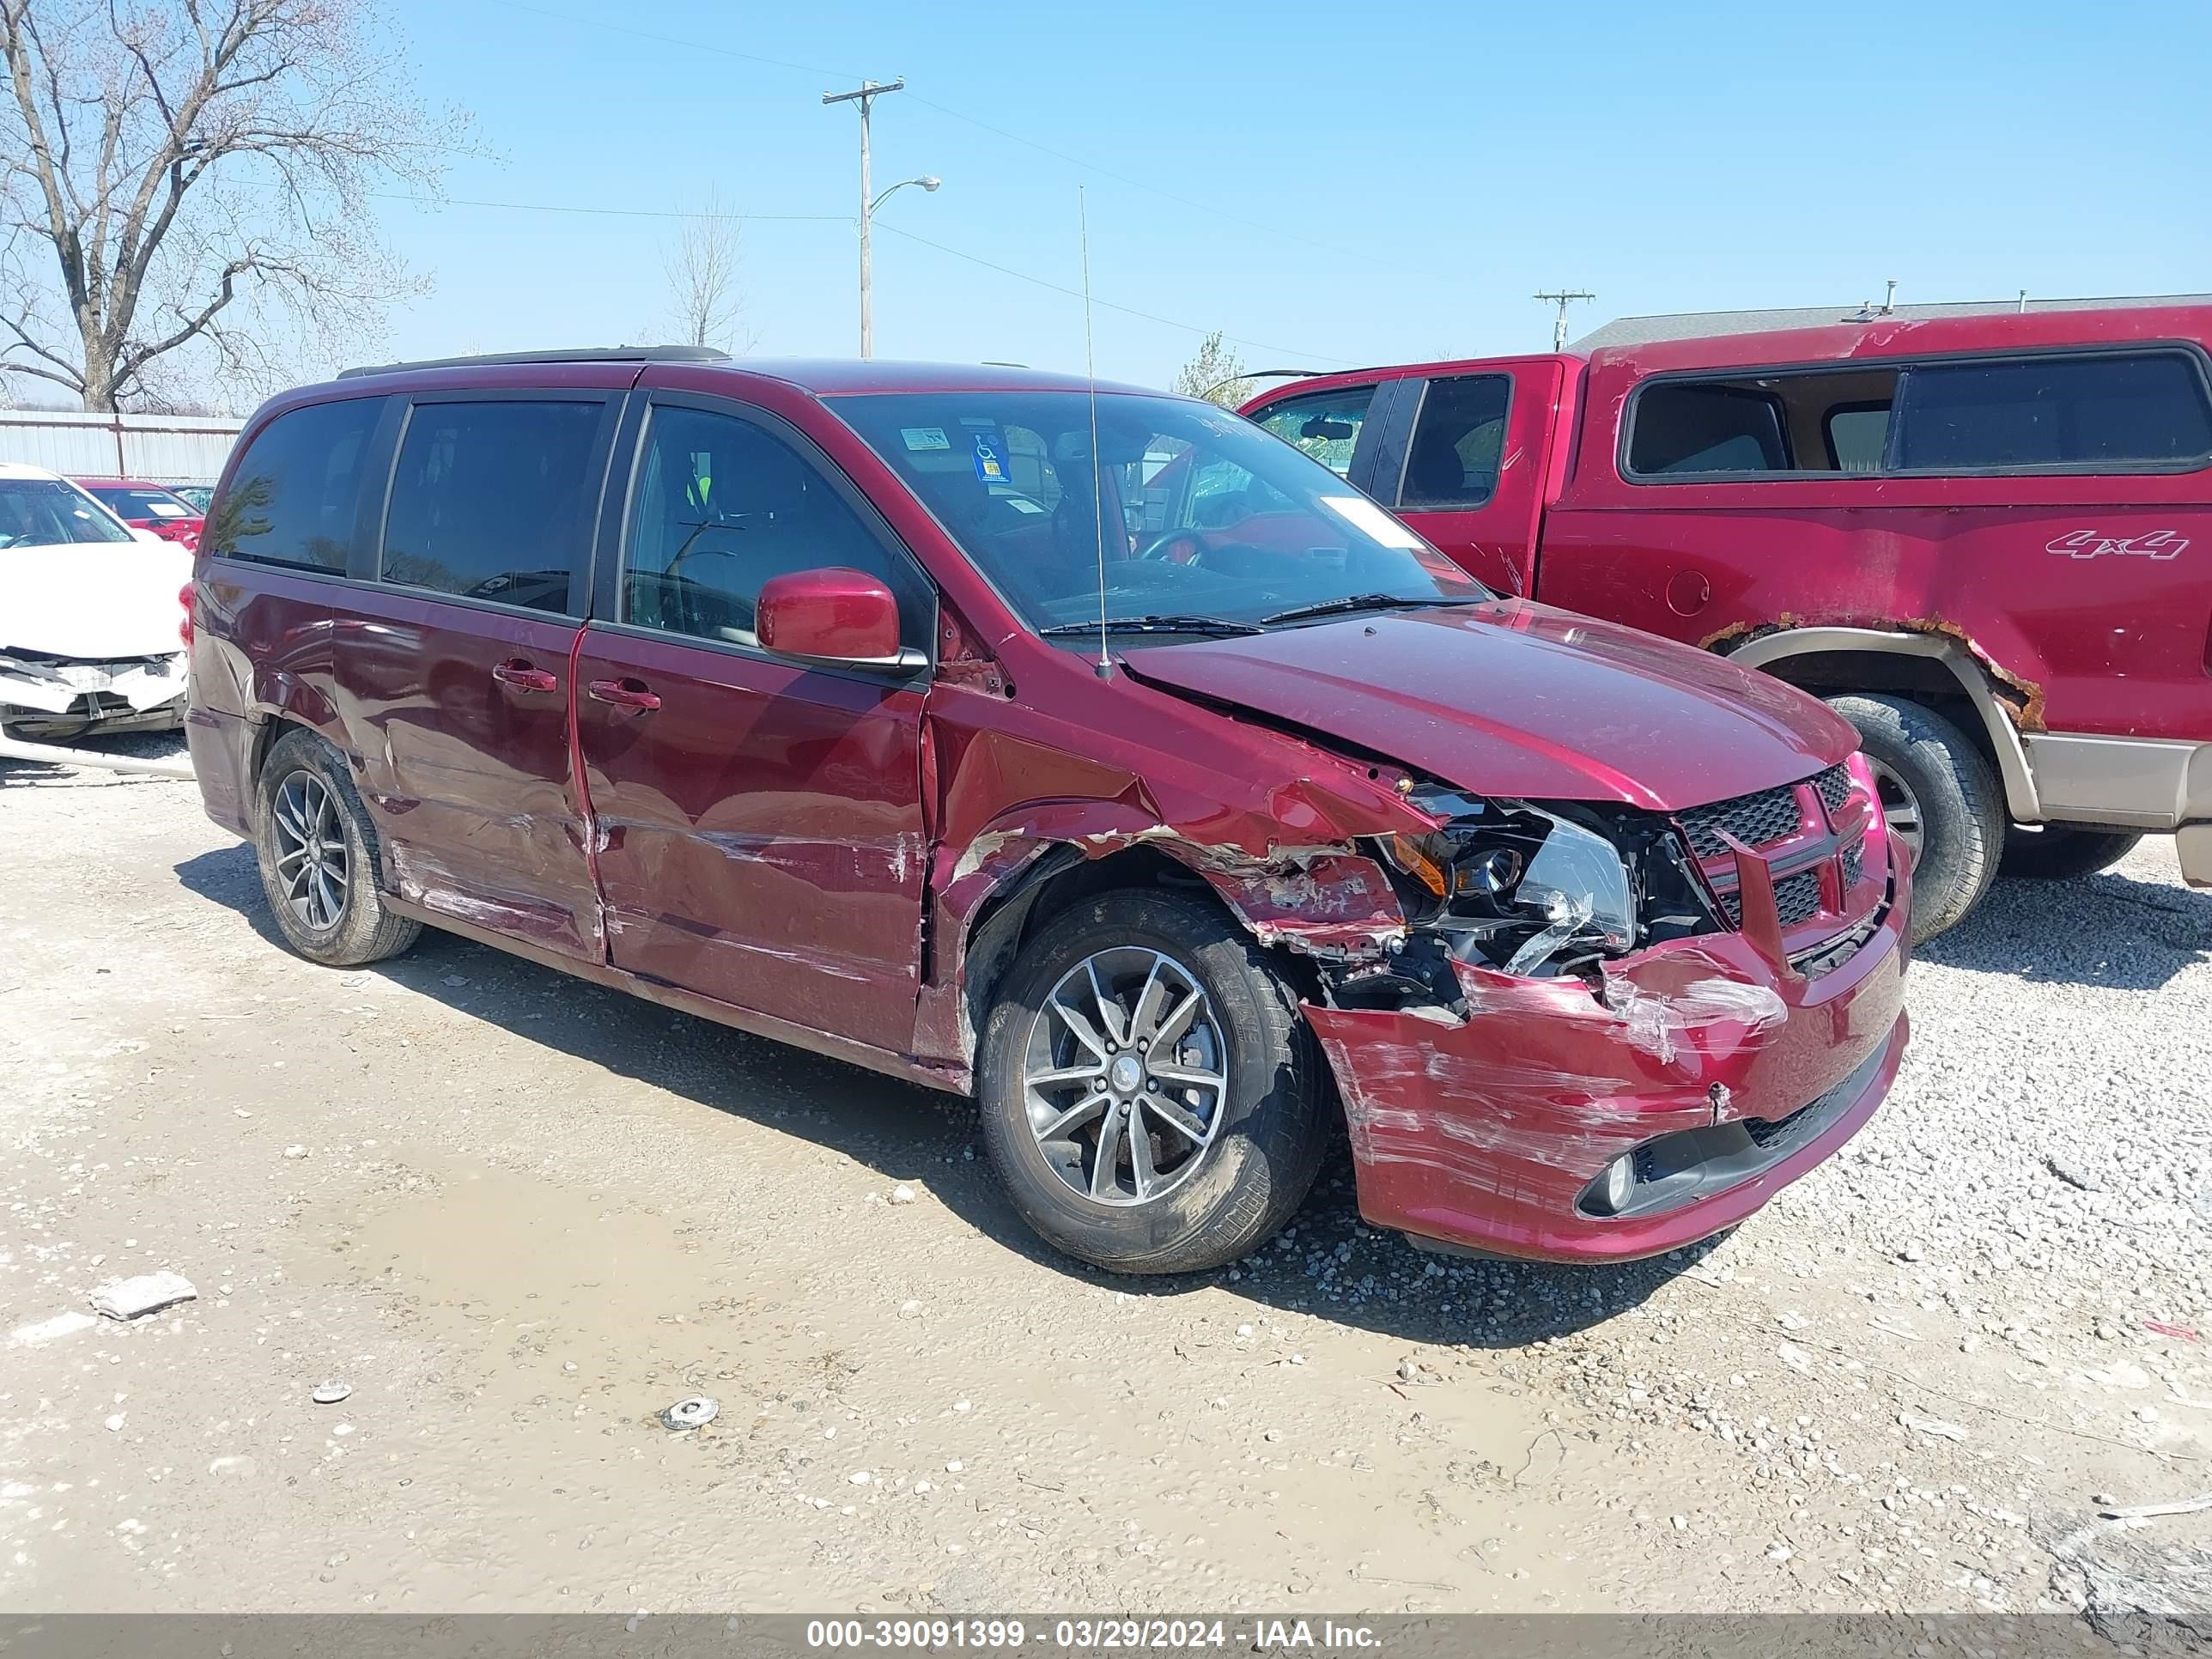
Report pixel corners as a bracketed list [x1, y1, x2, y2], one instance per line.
[0, 647, 187, 738]
[1305, 754, 1911, 1262]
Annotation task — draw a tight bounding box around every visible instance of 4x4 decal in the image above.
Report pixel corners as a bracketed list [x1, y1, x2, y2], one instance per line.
[2045, 528, 2191, 561]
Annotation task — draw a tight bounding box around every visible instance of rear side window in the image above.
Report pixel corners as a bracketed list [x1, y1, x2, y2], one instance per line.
[1627, 382, 1790, 475]
[210, 398, 380, 571]
[1893, 351, 2212, 471]
[1254, 386, 1374, 477]
[1397, 374, 1511, 508]
[380, 400, 604, 614]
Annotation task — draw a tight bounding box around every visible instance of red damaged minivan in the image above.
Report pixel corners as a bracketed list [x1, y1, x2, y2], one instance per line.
[185, 349, 1911, 1274]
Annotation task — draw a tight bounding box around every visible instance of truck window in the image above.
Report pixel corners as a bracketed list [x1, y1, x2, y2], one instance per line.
[1397, 375, 1511, 508]
[1626, 382, 1792, 476]
[1253, 386, 1373, 477]
[1824, 404, 1892, 472]
[1891, 350, 2212, 471]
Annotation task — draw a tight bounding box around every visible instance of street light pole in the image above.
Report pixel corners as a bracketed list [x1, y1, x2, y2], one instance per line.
[823, 77, 905, 358]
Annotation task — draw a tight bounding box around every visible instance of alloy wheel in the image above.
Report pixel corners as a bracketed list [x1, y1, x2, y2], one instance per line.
[1021, 946, 1228, 1206]
[270, 769, 349, 933]
[1867, 757, 1926, 861]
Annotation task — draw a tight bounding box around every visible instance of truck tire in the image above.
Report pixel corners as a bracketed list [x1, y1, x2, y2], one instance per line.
[2000, 825, 2143, 882]
[253, 728, 422, 968]
[1826, 694, 2003, 945]
[976, 888, 1329, 1275]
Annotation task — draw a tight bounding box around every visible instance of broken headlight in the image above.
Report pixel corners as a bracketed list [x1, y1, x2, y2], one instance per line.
[1378, 794, 1636, 977]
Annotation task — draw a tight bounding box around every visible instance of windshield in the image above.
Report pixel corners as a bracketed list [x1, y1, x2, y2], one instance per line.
[0, 478, 132, 548]
[829, 391, 1484, 635]
[88, 485, 196, 520]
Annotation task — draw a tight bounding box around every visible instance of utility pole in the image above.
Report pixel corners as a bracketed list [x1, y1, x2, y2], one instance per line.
[823, 77, 905, 359]
[1534, 289, 1595, 352]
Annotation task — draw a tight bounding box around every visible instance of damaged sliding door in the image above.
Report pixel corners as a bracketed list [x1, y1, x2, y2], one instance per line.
[573, 391, 935, 1052]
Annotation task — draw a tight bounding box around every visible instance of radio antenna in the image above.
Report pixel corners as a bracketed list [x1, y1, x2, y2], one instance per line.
[1079, 186, 1111, 680]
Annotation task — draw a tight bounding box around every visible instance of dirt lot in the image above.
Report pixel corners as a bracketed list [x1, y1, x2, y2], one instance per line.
[3, 738, 2208, 1623]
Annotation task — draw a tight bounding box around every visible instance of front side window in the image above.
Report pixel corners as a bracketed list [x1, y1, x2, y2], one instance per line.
[1892, 351, 2212, 471]
[380, 400, 603, 613]
[620, 404, 928, 649]
[1396, 374, 1512, 508]
[1253, 386, 1375, 477]
[830, 390, 1482, 637]
[0, 477, 132, 548]
[210, 397, 381, 571]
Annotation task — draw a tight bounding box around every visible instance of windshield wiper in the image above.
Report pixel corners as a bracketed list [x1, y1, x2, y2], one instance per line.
[1260, 592, 1475, 627]
[1038, 614, 1264, 638]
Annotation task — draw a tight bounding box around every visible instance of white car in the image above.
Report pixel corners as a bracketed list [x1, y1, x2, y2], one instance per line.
[0, 461, 190, 738]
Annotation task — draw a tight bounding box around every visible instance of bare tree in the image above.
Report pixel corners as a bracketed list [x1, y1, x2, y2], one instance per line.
[1170, 330, 1251, 408]
[0, 0, 461, 410]
[660, 192, 751, 354]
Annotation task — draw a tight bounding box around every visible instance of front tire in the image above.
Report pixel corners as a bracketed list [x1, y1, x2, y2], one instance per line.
[253, 729, 421, 967]
[976, 889, 1329, 1275]
[1826, 694, 2004, 945]
[2001, 824, 2143, 881]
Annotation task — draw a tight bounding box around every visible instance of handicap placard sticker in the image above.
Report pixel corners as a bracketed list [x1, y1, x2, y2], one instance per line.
[972, 434, 1009, 485]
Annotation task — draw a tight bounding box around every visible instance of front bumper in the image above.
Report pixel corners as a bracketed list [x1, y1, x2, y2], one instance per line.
[1304, 884, 1910, 1263]
[0, 651, 186, 738]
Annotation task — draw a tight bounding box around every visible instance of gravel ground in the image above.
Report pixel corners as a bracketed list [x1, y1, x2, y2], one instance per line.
[1, 738, 2208, 1627]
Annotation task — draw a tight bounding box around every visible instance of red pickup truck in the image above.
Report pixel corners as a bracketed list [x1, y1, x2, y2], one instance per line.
[1241, 304, 2212, 939]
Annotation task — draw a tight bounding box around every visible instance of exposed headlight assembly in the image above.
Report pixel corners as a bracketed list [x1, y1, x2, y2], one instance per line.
[1380, 796, 1640, 977]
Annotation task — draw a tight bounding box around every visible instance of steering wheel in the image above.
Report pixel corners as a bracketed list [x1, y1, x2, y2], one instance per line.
[1135, 528, 1208, 565]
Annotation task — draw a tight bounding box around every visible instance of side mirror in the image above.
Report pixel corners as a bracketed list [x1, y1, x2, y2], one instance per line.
[757, 567, 902, 665]
[130, 526, 169, 546]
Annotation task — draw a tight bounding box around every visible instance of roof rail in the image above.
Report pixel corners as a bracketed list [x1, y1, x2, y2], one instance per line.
[337, 344, 731, 380]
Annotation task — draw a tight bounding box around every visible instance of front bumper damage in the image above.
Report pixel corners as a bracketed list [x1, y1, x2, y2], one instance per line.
[1305, 900, 1909, 1263]
[0, 649, 186, 738]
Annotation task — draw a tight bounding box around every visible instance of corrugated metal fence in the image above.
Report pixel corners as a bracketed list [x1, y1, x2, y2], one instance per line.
[0, 410, 242, 484]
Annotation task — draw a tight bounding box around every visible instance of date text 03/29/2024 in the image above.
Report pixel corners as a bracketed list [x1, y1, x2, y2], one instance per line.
[802, 1619, 1382, 1650]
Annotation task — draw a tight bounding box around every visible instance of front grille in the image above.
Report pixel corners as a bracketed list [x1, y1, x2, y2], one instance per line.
[1843, 842, 1864, 886]
[1718, 867, 1823, 929]
[1814, 763, 1852, 815]
[1680, 782, 1804, 859]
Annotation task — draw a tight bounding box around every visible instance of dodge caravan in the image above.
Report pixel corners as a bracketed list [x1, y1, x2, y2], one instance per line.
[185, 349, 1911, 1274]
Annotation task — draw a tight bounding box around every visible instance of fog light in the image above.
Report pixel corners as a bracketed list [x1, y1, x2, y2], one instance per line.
[1596, 1153, 1636, 1215]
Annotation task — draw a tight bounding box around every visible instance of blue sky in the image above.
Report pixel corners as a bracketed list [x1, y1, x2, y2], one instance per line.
[370, 0, 2212, 387]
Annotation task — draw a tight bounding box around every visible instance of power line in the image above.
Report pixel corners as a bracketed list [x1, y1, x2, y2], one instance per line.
[372, 191, 848, 223]
[868, 219, 1348, 366]
[471, 0, 1452, 286]
[370, 186, 1344, 364]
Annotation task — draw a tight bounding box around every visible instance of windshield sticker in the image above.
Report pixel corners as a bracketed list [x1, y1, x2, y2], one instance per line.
[972, 434, 1009, 486]
[147, 503, 186, 517]
[900, 426, 951, 452]
[1321, 494, 1422, 550]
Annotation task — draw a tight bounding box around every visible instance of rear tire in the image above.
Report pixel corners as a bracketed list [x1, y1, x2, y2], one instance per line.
[976, 888, 1329, 1275]
[1826, 694, 2003, 945]
[2001, 824, 2143, 881]
[253, 729, 421, 968]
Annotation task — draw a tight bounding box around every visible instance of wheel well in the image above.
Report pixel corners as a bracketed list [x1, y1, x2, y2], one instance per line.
[1745, 647, 2002, 788]
[249, 714, 314, 782]
[957, 842, 1324, 1063]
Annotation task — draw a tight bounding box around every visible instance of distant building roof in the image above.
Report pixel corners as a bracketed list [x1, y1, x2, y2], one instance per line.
[1570, 293, 2212, 351]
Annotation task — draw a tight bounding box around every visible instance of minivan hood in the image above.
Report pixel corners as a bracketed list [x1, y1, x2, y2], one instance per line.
[0, 537, 185, 660]
[1120, 599, 1855, 811]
